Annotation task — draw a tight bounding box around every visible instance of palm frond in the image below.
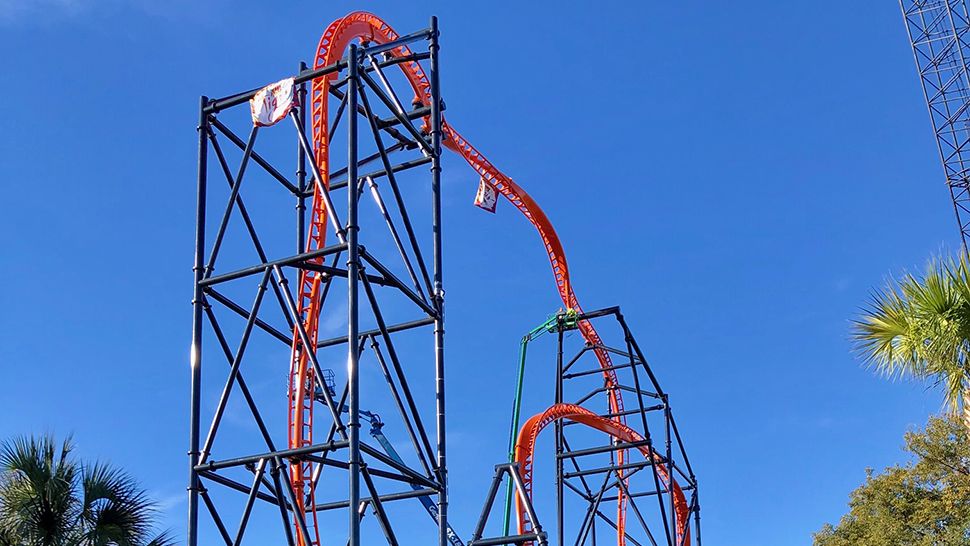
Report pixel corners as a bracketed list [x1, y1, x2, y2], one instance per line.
[80, 461, 156, 546]
[0, 435, 169, 546]
[854, 253, 970, 422]
[145, 529, 176, 546]
[852, 282, 924, 379]
[0, 434, 79, 546]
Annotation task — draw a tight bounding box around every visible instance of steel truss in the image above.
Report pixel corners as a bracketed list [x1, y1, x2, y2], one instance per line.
[188, 19, 448, 546]
[469, 308, 700, 546]
[553, 308, 700, 546]
[901, 0, 970, 248]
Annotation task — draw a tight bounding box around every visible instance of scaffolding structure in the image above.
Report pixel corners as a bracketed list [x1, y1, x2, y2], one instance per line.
[187, 18, 448, 546]
[547, 308, 699, 546]
[467, 308, 700, 546]
[901, 0, 970, 248]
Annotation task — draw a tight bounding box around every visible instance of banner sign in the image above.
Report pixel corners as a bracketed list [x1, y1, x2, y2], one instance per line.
[250, 78, 297, 127]
[474, 178, 498, 213]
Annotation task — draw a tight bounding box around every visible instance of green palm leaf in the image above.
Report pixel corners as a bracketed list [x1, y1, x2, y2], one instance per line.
[854, 254, 970, 419]
[0, 435, 172, 546]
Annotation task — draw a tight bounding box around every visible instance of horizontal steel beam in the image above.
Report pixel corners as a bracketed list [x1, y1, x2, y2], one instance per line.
[563, 461, 653, 480]
[598, 483, 699, 504]
[328, 156, 433, 192]
[562, 360, 638, 379]
[195, 440, 349, 472]
[304, 455, 427, 486]
[469, 533, 544, 546]
[361, 28, 432, 57]
[557, 440, 653, 459]
[312, 488, 437, 511]
[205, 59, 346, 113]
[562, 407, 664, 426]
[301, 262, 390, 287]
[200, 243, 347, 287]
[572, 306, 620, 323]
[316, 317, 435, 348]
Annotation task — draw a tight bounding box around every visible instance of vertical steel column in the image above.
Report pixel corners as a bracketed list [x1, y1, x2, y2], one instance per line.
[554, 322, 565, 546]
[664, 397, 674, 545]
[692, 491, 701, 546]
[429, 16, 448, 546]
[346, 43, 362, 546]
[187, 95, 209, 546]
[297, 61, 308, 253]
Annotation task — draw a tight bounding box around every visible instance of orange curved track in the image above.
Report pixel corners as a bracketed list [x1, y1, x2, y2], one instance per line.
[288, 11, 635, 546]
[514, 404, 690, 546]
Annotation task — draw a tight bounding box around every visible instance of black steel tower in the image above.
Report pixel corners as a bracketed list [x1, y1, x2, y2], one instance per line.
[188, 19, 447, 546]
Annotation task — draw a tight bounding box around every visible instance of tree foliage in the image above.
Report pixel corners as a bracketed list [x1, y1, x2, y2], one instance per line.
[0, 435, 172, 546]
[814, 417, 970, 545]
[853, 254, 970, 426]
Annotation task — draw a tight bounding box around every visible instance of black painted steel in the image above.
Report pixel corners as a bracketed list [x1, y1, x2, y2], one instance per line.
[556, 309, 699, 546]
[190, 22, 447, 546]
[474, 308, 700, 546]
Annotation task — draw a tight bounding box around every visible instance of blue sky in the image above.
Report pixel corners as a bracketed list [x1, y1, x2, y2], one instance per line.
[0, 1, 957, 545]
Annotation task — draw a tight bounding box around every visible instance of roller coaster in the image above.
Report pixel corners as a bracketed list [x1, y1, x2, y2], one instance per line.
[187, 12, 700, 546]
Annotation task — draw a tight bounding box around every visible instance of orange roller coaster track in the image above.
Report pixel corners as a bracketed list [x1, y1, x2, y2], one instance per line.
[282, 10, 686, 546]
[514, 404, 690, 546]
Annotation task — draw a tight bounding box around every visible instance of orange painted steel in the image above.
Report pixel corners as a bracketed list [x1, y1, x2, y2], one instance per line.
[288, 11, 631, 546]
[514, 404, 690, 546]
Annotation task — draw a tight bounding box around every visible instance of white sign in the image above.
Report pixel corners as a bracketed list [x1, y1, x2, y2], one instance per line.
[250, 78, 297, 127]
[474, 178, 498, 213]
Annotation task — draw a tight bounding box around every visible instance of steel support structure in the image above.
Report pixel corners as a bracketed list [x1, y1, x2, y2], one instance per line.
[901, 0, 970, 249]
[469, 308, 700, 546]
[552, 308, 700, 546]
[188, 20, 447, 546]
[469, 464, 548, 546]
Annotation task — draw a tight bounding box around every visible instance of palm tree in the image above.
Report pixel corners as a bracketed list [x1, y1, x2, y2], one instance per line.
[0, 435, 172, 546]
[853, 253, 970, 428]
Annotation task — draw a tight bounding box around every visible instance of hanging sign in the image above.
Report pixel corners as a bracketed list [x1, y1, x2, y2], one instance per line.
[250, 78, 297, 127]
[474, 177, 498, 213]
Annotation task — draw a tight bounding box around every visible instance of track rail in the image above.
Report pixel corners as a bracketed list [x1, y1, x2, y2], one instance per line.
[514, 404, 690, 546]
[289, 11, 633, 546]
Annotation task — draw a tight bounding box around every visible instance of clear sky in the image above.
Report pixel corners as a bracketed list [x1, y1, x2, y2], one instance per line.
[0, 1, 957, 545]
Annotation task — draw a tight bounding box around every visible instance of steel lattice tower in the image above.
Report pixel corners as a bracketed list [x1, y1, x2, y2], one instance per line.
[901, 0, 970, 248]
[187, 19, 448, 546]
